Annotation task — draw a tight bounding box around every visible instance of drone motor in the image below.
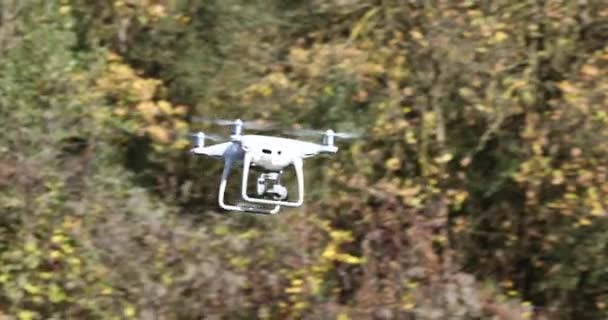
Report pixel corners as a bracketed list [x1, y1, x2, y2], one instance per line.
[231, 119, 243, 141]
[189, 132, 204, 148]
[322, 129, 335, 147]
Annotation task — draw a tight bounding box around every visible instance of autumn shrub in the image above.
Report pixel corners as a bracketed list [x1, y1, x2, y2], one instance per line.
[3, 0, 608, 319]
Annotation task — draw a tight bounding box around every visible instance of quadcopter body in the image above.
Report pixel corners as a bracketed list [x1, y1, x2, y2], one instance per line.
[190, 119, 345, 214]
[192, 135, 336, 170]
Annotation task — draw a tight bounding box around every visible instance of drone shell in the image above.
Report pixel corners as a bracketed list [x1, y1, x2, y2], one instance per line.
[192, 135, 335, 171]
[191, 142, 239, 159]
[241, 135, 328, 170]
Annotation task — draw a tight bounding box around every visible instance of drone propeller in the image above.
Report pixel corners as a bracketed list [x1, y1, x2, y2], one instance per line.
[188, 131, 226, 148]
[188, 132, 224, 142]
[192, 117, 276, 131]
[289, 128, 363, 139]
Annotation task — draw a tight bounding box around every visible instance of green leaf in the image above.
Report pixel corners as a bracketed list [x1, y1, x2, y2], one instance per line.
[48, 283, 67, 303]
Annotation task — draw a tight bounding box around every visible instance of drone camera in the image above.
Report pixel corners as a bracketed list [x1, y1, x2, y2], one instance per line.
[256, 172, 288, 200]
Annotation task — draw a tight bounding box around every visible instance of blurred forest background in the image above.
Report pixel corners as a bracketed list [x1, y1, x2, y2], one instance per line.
[1, 0, 608, 319]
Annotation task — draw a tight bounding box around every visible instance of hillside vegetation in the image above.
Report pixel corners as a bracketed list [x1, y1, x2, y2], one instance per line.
[1, 1, 608, 319]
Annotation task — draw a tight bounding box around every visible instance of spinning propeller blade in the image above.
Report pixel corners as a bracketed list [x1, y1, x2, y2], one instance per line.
[188, 132, 224, 142]
[192, 117, 276, 131]
[289, 128, 363, 139]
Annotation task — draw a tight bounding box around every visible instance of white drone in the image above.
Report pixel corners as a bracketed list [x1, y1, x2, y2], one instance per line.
[189, 119, 357, 214]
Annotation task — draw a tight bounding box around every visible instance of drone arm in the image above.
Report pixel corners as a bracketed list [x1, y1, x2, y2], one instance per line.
[241, 153, 304, 207]
[320, 145, 339, 153]
[218, 157, 280, 214]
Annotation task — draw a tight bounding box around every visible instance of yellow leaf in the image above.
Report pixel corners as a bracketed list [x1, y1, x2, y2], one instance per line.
[578, 217, 592, 226]
[405, 131, 417, 144]
[59, 5, 71, 15]
[404, 279, 418, 289]
[551, 170, 565, 185]
[148, 4, 166, 18]
[24, 241, 37, 253]
[177, 15, 191, 25]
[402, 302, 415, 310]
[337, 253, 364, 264]
[108, 63, 135, 79]
[581, 64, 600, 77]
[288, 48, 309, 64]
[157, 100, 173, 114]
[337, 312, 350, 320]
[173, 105, 188, 116]
[399, 186, 420, 198]
[105, 50, 122, 62]
[145, 125, 171, 144]
[435, 153, 453, 163]
[410, 30, 424, 40]
[38, 272, 52, 280]
[329, 230, 353, 242]
[293, 301, 308, 310]
[557, 81, 578, 94]
[51, 234, 65, 244]
[591, 204, 605, 216]
[61, 244, 74, 254]
[385, 157, 401, 171]
[68, 257, 81, 266]
[349, 7, 379, 41]
[458, 87, 475, 99]
[113, 107, 128, 117]
[124, 305, 136, 318]
[213, 225, 228, 235]
[171, 138, 189, 150]
[162, 273, 173, 285]
[18, 310, 35, 320]
[258, 85, 273, 97]
[50, 250, 62, 259]
[494, 31, 508, 42]
[136, 101, 159, 123]
[131, 79, 159, 100]
[321, 245, 337, 259]
[267, 72, 290, 88]
[406, 196, 423, 208]
[285, 286, 303, 294]
[24, 283, 41, 295]
[358, 63, 385, 75]
[307, 276, 321, 295]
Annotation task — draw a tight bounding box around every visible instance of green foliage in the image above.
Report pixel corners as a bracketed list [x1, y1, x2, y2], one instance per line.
[2, 0, 608, 319]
